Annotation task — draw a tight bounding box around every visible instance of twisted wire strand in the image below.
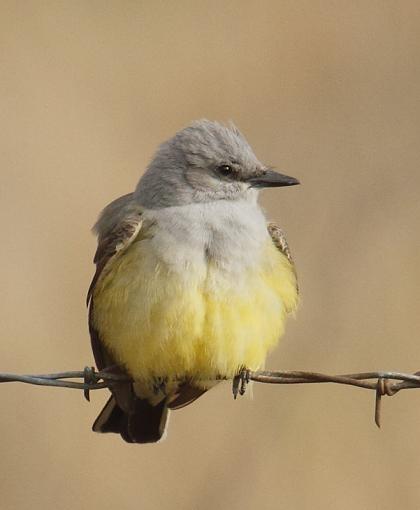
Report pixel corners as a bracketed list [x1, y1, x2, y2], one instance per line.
[1, 367, 419, 427]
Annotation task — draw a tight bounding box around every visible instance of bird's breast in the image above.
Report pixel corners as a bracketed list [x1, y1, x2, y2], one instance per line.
[92, 200, 298, 391]
[144, 200, 270, 278]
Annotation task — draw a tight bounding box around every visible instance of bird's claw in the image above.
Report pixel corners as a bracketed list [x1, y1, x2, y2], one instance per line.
[232, 366, 251, 399]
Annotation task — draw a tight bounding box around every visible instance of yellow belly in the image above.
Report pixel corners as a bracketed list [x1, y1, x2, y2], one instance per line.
[92, 239, 298, 387]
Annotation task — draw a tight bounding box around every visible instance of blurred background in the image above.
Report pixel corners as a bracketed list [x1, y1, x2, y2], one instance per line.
[1, 1, 420, 509]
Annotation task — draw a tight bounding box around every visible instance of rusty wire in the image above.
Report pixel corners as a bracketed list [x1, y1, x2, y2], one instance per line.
[1, 367, 419, 427]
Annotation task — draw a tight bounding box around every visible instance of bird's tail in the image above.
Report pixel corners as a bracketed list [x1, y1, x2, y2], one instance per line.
[92, 395, 169, 443]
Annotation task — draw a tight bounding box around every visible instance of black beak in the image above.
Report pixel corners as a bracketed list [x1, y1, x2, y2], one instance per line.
[248, 170, 300, 188]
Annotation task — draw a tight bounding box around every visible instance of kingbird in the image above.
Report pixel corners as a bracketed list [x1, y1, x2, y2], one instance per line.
[88, 120, 299, 443]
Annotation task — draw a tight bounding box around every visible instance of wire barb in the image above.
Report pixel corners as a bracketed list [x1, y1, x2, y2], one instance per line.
[375, 378, 384, 428]
[1, 367, 420, 426]
[83, 366, 96, 402]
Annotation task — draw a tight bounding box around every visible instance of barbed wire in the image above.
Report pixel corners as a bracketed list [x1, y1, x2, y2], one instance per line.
[1, 367, 419, 427]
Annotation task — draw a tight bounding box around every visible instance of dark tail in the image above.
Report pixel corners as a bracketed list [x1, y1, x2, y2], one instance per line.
[93, 396, 169, 443]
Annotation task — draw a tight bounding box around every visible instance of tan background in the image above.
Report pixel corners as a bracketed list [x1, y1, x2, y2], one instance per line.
[1, 1, 420, 509]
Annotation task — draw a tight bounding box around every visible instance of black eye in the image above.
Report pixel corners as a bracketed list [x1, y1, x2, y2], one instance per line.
[217, 165, 233, 176]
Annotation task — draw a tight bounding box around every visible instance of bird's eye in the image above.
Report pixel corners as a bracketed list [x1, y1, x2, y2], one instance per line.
[217, 165, 233, 176]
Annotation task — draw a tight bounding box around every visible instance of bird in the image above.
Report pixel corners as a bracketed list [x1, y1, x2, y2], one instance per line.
[87, 120, 299, 443]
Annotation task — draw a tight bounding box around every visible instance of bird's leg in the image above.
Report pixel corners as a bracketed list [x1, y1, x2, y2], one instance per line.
[152, 376, 168, 396]
[232, 365, 251, 399]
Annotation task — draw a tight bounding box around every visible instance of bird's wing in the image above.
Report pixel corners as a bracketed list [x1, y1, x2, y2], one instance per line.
[87, 196, 144, 307]
[267, 221, 299, 291]
[87, 195, 144, 370]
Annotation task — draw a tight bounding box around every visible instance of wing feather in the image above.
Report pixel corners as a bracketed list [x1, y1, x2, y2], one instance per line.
[87, 195, 144, 371]
[87, 199, 144, 306]
[267, 222, 298, 292]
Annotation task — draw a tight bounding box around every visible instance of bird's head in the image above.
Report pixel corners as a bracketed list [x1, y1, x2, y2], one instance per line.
[135, 120, 299, 208]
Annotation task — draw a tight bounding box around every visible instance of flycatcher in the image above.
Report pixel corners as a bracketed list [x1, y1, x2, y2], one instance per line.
[88, 120, 299, 443]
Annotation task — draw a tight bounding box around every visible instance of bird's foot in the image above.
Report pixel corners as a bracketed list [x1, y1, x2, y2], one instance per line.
[232, 366, 251, 399]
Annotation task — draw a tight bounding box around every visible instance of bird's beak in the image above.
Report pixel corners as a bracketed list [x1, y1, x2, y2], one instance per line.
[248, 169, 300, 188]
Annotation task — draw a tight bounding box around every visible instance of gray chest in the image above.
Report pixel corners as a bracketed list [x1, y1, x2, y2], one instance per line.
[145, 200, 269, 272]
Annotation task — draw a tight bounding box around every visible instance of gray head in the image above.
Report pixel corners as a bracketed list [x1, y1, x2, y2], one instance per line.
[135, 120, 299, 208]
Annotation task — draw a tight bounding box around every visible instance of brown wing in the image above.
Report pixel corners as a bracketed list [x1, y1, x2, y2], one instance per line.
[87, 207, 143, 307]
[267, 222, 298, 292]
[88, 199, 177, 441]
[87, 201, 144, 370]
